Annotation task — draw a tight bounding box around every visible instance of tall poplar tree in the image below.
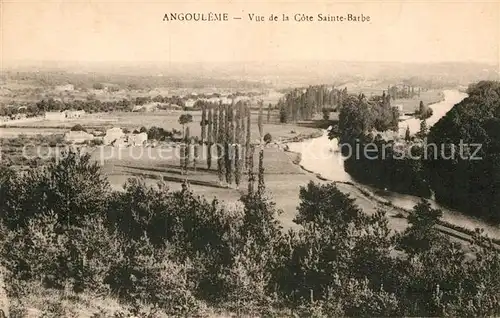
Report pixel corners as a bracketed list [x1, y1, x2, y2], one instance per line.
[247, 145, 255, 194]
[267, 103, 272, 123]
[213, 106, 218, 147]
[217, 104, 226, 183]
[207, 107, 213, 169]
[193, 137, 199, 171]
[246, 103, 251, 169]
[258, 100, 264, 141]
[235, 112, 242, 188]
[201, 103, 207, 143]
[184, 126, 191, 174]
[257, 148, 265, 196]
[225, 103, 234, 185]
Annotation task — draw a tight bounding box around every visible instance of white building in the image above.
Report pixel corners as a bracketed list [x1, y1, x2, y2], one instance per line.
[44, 112, 67, 120]
[64, 131, 94, 144]
[185, 99, 196, 107]
[55, 84, 75, 92]
[44, 110, 85, 120]
[65, 110, 85, 119]
[128, 132, 148, 146]
[103, 127, 125, 146]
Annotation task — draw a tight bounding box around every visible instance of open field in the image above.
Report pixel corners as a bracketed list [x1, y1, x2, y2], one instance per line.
[91, 143, 407, 231]
[394, 89, 444, 113]
[94, 146, 318, 229]
[0, 110, 319, 141]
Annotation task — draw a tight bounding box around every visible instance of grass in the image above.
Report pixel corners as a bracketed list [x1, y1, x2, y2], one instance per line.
[94, 145, 317, 230]
[394, 90, 444, 114]
[0, 110, 318, 140]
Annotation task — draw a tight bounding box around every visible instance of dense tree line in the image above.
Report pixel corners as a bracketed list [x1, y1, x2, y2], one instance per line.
[0, 153, 498, 316]
[387, 84, 421, 100]
[336, 91, 432, 197]
[279, 85, 346, 123]
[337, 92, 399, 143]
[338, 81, 500, 224]
[426, 81, 500, 223]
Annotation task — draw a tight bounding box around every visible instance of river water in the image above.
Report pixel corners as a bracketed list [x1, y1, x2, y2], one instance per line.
[400, 90, 468, 135]
[287, 90, 500, 239]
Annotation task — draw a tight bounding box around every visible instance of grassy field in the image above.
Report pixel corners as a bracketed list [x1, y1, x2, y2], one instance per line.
[0, 110, 319, 141]
[394, 89, 444, 113]
[92, 145, 318, 229]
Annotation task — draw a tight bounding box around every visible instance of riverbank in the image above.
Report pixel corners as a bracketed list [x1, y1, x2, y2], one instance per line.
[285, 138, 500, 247]
[400, 89, 468, 135]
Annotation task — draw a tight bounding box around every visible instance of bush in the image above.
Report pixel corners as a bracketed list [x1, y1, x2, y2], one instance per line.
[263, 133, 272, 144]
[322, 108, 330, 120]
[70, 124, 86, 132]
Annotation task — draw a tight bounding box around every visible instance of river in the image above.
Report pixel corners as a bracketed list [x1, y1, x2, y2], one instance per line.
[400, 90, 468, 135]
[287, 89, 500, 240]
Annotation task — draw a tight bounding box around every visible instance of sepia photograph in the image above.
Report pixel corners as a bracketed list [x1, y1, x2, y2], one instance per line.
[0, 0, 499, 316]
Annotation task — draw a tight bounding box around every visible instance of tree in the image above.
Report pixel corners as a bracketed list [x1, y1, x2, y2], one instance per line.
[418, 119, 428, 139]
[0, 151, 110, 229]
[213, 107, 218, 148]
[183, 127, 191, 174]
[257, 149, 265, 196]
[207, 108, 213, 169]
[247, 145, 255, 194]
[234, 116, 242, 188]
[178, 113, 193, 137]
[418, 100, 425, 115]
[201, 104, 207, 143]
[267, 103, 272, 123]
[258, 100, 264, 141]
[322, 108, 330, 120]
[263, 133, 272, 144]
[71, 124, 86, 132]
[225, 104, 234, 185]
[193, 137, 199, 172]
[246, 104, 252, 169]
[217, 105, 226, 183]
[405, 125, 411, 141]
[398, 200, 443, 255]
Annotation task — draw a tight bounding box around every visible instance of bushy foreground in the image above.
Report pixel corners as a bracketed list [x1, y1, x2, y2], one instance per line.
[0, 153, 499, 317]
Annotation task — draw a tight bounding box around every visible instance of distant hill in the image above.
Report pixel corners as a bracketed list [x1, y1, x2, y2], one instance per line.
[3, 60, 498, 90]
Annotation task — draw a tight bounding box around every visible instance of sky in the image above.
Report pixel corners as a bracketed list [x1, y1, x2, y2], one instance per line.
[1, 0, 499, 65]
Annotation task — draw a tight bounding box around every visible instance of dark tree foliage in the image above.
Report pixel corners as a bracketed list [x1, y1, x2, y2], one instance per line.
[247, 145, 255, 195]
[207, 108, 214, 169]
[0, 155, 499, 317]
[257, 149, 265, 197]
[201, 104, 207, 143]
[267, 103, 272, 123]
[234, 110, 243, 188]
[258, 100, 264, 140]
[217, 104, 226, 183]
[278, 85, 341, 123]
[0, 151, 110, 229]
[245, 103, 251, 170]
[427, 81, 500, 223]
[183, 127, 191, 174]
[225, 104, 234, 185]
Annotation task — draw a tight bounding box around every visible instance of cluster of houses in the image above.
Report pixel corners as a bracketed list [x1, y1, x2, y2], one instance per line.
[64, 127, 148, 147]
[0, 113, 28, 123]
[184, 95, 252, 108]
[44, 110, 86, 120]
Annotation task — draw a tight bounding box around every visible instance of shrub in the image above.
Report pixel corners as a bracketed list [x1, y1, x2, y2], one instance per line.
[70, 124, 86, 132]
[263, 133, 272, 144]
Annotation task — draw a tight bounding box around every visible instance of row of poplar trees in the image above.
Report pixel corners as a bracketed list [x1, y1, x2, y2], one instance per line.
[278, 85, 347, 123]
[180, 99, 266, 188]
